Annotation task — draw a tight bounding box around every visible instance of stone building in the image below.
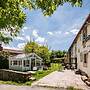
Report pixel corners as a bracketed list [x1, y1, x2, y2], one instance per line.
[68, 14, 90, 77]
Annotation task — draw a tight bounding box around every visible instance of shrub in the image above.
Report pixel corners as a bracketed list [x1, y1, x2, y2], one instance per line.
[0, 51, 9, 69]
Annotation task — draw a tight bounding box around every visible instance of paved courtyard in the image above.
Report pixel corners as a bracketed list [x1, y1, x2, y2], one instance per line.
[0, 70, 90, 90]
[32, 70, 90, 90]
[0, 85, 63, 90]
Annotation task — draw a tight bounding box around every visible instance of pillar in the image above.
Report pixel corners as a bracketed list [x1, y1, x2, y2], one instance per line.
[21, 59, 23, 71]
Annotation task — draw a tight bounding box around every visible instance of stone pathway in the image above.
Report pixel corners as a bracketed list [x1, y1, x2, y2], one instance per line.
[32, 70, 90, 90]
[0, 84, 64, 90]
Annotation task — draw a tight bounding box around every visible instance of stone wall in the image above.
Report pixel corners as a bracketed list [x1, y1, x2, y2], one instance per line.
[0, 69, 32, 82]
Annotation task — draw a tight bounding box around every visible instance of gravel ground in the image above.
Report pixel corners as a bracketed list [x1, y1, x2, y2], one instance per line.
[32, 70, 90, 90]
[0, 70, 90, 90]
[0, 84, 65, 90]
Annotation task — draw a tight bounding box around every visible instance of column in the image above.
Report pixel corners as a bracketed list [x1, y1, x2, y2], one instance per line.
[21, 59, 23, 71]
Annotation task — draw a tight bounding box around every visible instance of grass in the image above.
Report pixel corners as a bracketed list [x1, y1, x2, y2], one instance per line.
[0, 63, 62, 86]
[34, 63, 62, 80]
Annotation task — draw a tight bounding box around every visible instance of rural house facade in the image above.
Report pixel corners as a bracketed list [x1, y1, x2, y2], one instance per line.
[68, 14, 90, 77]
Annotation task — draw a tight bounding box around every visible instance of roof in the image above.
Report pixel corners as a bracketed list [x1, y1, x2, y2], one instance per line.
[68, 13, 90, 51]
[3, 48, 23, 54]
[10, 53, 43, 60]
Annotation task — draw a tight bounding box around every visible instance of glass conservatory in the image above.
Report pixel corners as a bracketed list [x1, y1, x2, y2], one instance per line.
[9, 53, 43, 71]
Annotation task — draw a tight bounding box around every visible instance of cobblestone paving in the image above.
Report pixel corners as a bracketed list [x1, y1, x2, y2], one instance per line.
[32, 70, 90, 90]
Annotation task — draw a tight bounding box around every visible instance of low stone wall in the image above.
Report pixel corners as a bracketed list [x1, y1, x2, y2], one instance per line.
[0, 69, 32, 82]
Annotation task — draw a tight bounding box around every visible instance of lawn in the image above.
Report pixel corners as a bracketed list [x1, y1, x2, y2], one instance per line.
[0, 63, 62, 86]
[34, 63, 62, 80]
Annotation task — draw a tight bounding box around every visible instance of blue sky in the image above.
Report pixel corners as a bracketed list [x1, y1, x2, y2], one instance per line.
[4, 0, 90, 50]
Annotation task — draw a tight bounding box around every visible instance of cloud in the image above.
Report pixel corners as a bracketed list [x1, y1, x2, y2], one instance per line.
[22, 26, 28, 32]
[64, 31, 70, 35]
[23, 27, 28, 30]
[26, 36, 30, 41]
[47, 32, 53, 35]
[32, 30, 39, 37]
[47, 30, 62, 36]
[17, 43, 26, 49]
[32, 30, 46, 44]
[55, 31, 62, 34]
[3, 44, 21, 50]
[35, 37, 45, 44]
[70, 29, 79, 35]
[15, 36, 25, 41]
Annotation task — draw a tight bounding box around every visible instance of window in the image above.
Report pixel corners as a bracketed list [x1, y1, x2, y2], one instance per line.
[36, 60, 40, 66]
[13, 61, 17, 65]
[10, 61, 12, 65]
[83, 53, 88, 67]
[18, 60, 22, 65]
[80, 34, 83, 41]
[24, 60, 29, 67]
[82, 26, 87, 48]
[80, 53, 83, 62]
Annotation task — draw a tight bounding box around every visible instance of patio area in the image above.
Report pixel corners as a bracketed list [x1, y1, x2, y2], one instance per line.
[32, 70, 90, 90]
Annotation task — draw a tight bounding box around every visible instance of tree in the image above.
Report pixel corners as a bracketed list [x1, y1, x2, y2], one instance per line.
[24, 41, 39, 53]
[50, 50, 67, 63]
[0, 51, 10, 69]
[0, 0, 82, 43]
[38, 45, 51, 65]
[24, 41, 51, 65]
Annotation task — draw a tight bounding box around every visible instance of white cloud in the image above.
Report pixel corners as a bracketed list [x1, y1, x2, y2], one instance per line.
[47, 32, 53, 35]
[23, 27, 28, 30]
[32, 30, 46, 44]
[26, 36, 30, 41]
[17, 43, 26, 49]
[32, 30, 39, 37]
[47, 30, 62, 36]
[55, 31, 62, 34]
[3, 44, 21, 50]
[15, 36, 25, 41]
[22, 27, 28, 33]
[35, 37, 45, 44]
[70, 29, 79, 35]
[64, 31, 70, 35]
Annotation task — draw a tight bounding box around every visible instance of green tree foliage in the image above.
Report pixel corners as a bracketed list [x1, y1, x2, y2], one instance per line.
[0, 51, 10, 69]
[50, 50, 67, 63]
[24, 41, 39, 53]
[51, 50, 66, 58]
[0, 0, 82, 43]
[24, 41, 50, 65]
[38, 45, 50, 65]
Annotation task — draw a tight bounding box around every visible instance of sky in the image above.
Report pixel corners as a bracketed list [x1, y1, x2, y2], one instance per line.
[4, 0, 90, 51]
